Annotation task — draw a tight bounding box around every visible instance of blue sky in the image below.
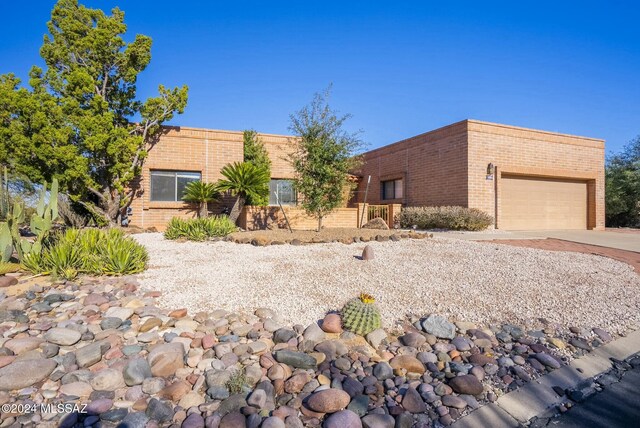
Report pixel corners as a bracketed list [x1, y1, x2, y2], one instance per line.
[1, 1, 638, 154]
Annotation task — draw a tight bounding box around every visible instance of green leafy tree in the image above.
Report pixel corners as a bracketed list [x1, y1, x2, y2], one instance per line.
[182, 181, 218, 218]
[606, 136, 640, 227]
[243, 130, 272, 206]
[288, 87, 364, 231]
[216, 162, 270, 224]
[0, 0, 188, 225]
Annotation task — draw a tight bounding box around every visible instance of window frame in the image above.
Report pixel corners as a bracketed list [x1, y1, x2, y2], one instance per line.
[381, 178, 403, 201]
[269, 179, 297, 206]
[150, 170, 202, 202]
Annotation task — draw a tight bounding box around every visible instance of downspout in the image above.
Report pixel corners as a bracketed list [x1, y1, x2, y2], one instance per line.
[494, 165, 499, 229]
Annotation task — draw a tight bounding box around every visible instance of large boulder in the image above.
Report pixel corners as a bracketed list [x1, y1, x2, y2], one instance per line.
[361, 217, 389, 230]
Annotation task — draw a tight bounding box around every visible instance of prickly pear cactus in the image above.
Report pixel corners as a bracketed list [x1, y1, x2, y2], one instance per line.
[341, 293, 382, 336]
[0, 222, 11, 262]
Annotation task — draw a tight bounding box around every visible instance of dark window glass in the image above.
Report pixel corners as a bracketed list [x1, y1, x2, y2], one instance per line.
[150, 171, 201, 202]
[381, 179, 403, 200]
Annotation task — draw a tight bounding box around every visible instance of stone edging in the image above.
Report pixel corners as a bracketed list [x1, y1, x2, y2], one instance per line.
[450, 329, 640, 428]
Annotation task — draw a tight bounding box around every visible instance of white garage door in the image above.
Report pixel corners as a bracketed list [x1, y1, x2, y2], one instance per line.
[500, 175, 587, 230]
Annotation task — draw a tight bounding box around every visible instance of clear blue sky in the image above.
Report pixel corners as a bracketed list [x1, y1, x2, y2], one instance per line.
[1, 1, 638, 154]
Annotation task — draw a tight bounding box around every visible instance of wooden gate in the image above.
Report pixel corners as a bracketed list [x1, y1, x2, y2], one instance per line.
[367, 205, 389, 225]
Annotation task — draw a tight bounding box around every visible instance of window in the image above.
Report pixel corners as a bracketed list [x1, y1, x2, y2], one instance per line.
[269, 179, 297, 205]
[150, 171, 201, 202]
[381, 178, 403, 200]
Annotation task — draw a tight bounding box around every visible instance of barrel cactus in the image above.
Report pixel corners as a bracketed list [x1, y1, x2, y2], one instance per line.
[341, 293, 382, 336]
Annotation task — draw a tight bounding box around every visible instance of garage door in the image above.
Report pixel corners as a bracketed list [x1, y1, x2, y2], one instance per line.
[500, 175, 587, 230]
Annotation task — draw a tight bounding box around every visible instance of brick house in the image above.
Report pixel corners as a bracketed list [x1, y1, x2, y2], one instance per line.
[128, 126, 298, 230]
[128, 119, 605, 231]
[355, 120, 604, 230]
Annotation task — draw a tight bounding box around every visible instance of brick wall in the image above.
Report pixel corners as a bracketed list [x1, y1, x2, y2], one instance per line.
[355, 121, 469, 207]
[354, 119, 604, 230]
[240, 206, 358, 230]
[466, 120, 605, 230]
[129, 126, 296, 230]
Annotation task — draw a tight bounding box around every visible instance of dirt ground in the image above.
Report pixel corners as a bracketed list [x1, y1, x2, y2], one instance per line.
[228, 228, 422, 243]
[486, 238, 640, 273]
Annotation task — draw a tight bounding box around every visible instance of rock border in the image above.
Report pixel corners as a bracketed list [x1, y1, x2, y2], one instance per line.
[450, 329, 640, 428]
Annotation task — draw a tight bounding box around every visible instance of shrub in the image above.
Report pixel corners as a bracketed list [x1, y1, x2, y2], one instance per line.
[397, 206, 493, 231]
[164, 216, 237, 241]
[225, 369, 248, 394]
[22, 228, 148, 280]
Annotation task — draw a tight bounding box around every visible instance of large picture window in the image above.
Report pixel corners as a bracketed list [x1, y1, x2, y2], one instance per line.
[150, 170, 201, 202]
[381, 178, 403, 200]
[269, 179, 297, 205]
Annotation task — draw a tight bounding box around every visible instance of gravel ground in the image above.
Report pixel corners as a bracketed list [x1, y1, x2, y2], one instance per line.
[134, 233, 640, 333]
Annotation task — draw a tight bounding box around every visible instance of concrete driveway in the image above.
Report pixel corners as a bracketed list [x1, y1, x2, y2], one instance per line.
[430, 230, 639, 252]
[513, 230, 639, 252]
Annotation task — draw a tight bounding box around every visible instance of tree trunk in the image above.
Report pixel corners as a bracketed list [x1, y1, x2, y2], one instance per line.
[317, 215, 323, 232]
[229, 195, 245, 225]
[198, 202, 208, 218]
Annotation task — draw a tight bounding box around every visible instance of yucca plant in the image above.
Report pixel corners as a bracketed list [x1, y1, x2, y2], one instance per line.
[216, 162, 270, 224]
[182, 181, 219, 218]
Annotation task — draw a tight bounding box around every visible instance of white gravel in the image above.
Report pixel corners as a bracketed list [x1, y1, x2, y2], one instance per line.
[133, 233, 640, 334]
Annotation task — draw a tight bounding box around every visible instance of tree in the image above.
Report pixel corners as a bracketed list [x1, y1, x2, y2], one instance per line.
[288, 87, 364, 231]
[0, 0, 188, 225]
[216, 162, 270, 224]
[242, 130, 272, 206]
[182, 181, 218, 218]
[606, 136, 640, 227]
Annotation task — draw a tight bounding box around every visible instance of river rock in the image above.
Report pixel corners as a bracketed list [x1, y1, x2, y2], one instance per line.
[402, 386, 427, 413]
[91, 368, 126, 391]
[362, 413, 395, 428]
[389, 355, 426, 374]
[44, 327, 82, 346]
[124, 358, 153, 386]
[421, 315, 456, 339]
[449, 375, 484, 395]
[321, 313, 343, 333]
[148, 343, 184, 376]
[274, 350, 317, 369]
[362, 245, 374, 261]
[306, 389, 351, 413]
[0, 359, 57, 390]
[324, 410, 362, 428]
[534, 353, 561, 369]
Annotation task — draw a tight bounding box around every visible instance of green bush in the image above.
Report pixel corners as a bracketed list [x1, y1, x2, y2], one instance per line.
[22, 228, 148, 280]
[397, 206, 493, 231]
[164, 216, 237, 241]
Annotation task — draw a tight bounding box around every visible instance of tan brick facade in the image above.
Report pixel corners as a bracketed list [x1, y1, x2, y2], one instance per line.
[130, 119, 605, 231]
[355, 120, 605, 230]
[129, 126, 296, 230]
[240, 206, 358, 230]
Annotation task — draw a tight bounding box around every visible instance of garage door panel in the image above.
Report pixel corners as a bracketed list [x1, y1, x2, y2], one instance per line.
[501, 176, 587, 230]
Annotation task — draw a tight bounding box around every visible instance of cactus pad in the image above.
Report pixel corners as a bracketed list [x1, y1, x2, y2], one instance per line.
[341, 293, 382, 336]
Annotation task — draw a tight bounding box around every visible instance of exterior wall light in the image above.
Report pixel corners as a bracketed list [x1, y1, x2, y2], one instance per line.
[486, 163, 495, 181]
[487, 163, 494, 175]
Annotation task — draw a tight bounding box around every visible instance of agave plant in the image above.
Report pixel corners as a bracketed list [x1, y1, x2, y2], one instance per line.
[182, 181, 219, 218]
[216, 162, 270, 224]
[21, 227, 148, 279]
